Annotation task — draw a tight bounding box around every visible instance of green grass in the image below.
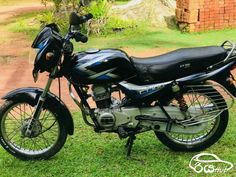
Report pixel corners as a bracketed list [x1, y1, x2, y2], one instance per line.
[0, 108, 236, 177]
[5, 11, 46, 39]
[78, 27, 236, 51]
[5, 9, 236, 52]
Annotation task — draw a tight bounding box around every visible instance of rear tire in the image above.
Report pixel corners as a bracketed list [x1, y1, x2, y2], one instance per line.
[0, 98, 67, 160]
[155, 86, 228, 151]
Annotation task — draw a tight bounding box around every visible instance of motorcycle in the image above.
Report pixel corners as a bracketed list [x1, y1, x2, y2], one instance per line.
[0, 3, 236, 160]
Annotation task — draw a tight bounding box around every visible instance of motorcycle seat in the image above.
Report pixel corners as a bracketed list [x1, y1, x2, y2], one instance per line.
[131, 46, 227, 84]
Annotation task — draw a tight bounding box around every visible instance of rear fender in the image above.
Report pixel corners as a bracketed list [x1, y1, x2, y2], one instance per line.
[2, 87, 74, 135]
[212, 73, 236, 97]
[177, 61, 236, 97]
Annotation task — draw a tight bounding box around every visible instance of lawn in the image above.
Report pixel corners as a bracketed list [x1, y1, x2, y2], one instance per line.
[5, 10, 236, 52]
[78, 27, 236, 51]
[0, 108, 236, 177]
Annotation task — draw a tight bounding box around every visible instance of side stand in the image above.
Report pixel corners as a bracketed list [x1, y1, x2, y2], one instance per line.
[125, 134, 136, 157]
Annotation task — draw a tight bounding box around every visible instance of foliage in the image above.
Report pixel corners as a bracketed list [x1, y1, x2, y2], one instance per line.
[84, 0, 110, 19]
[41, 0, 77, 11]
[37, 10, 69, 34]
[82, 0, 110, 35]
[104, 16, 137, 34]
[38, 0, 139, 35]
[81, 0, 139, 35]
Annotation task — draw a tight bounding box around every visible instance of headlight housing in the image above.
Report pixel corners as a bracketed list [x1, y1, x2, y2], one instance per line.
[31, 25, 63, 73]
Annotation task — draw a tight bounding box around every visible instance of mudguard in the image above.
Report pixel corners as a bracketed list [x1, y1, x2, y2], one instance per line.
[177, 61, 236, 97]
[2, 87, 74, 135]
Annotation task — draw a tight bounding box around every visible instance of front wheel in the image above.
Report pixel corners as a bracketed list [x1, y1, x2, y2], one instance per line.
[0, 98, 67, 160]
[155, 86, 229, 151]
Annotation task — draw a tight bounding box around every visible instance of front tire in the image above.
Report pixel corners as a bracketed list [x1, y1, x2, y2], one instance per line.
[0, 98, 67, 160]
[155, 86, 229, 151]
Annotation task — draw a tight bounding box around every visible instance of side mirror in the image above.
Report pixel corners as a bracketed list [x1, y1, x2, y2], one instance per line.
[80, 0, 92, 6]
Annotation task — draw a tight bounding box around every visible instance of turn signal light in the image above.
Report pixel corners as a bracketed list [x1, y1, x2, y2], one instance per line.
[231, 64, 236, 70]
[46, 52, 54, 61]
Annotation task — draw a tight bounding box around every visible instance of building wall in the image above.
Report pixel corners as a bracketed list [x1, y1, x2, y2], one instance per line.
[176, 0, 236, 32]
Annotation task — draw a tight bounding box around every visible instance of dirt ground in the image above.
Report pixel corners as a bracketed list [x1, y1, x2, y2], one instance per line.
[0, 2, 172, 111]
[0, 2, 235, 111]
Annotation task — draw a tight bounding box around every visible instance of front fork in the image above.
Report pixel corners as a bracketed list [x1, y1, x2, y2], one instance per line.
[25, 67, 57, 137]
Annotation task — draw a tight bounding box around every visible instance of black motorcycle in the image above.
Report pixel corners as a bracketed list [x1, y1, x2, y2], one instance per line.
[0, 6, 236, 160]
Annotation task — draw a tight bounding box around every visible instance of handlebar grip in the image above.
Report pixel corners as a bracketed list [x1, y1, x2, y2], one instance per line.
[80, 35, 88, 43]
[74, 32, 88, 43]
[84, 13, 93, 21]
[79, 13, 93, 24]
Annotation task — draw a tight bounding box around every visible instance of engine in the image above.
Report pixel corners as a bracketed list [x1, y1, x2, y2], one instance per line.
[92, 85, 111, 109]
[91, 84, 207, 135]
[92, 84, 115, 128]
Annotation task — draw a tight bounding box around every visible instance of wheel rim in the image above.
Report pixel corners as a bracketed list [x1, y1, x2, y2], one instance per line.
[1, 102, 60, 156]
[165, 91, 221, 146]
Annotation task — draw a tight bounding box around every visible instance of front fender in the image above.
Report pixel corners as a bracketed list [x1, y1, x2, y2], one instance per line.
[2, 87, 74, 135]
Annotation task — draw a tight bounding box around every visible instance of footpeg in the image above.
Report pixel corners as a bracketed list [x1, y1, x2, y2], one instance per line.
[118, 127, 128, 139]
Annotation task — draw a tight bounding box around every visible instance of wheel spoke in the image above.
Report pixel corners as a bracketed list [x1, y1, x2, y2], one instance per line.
[8, 112, 21, 124]
[1, 102, 60, 156]
[166, 89, 222, 145]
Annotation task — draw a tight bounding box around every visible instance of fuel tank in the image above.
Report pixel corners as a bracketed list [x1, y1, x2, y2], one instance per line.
[70, 49, 137, 84]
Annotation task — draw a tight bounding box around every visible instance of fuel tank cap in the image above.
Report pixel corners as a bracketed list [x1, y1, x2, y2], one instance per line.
[85, 48, 100, 54]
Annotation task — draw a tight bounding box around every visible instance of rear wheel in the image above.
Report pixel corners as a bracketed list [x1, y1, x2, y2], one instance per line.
[0, 98, 67, 160]
[155, 86, 228, 151]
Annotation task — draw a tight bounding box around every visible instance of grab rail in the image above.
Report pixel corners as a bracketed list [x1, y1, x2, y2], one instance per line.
[207, 40, 236, 70]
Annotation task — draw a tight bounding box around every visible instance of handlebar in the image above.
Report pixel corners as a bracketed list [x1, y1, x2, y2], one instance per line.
[69, 12, 92, 43]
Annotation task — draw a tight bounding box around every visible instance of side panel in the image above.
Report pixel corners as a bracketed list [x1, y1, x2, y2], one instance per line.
[2, 87, 74, 135]
[70, 49, 136, 84]
[118, 81, 173, 106]
[119, 61, 236, 106]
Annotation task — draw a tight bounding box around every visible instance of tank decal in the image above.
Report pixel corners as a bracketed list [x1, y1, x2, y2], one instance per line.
[79, 53, 115, 67]
[71, 49, 136, 84]
[88, 67, 117, 79]
[77, 53, 115, 75]
[107, 72, 120, 79]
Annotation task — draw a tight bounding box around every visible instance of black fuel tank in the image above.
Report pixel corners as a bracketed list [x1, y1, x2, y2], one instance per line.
[70, 49, 136, 84]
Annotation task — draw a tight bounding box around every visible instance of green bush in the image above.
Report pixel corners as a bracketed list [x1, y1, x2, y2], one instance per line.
[39, 0, 139, 36]
[84, 0, 110, 19]
[41, 0, 78, 11]
[37, 11, 69, 34]
[104, 16, 137, 34]
[82, 0, 139, 35]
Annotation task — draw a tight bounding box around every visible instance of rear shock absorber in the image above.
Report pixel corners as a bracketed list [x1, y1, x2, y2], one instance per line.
[172, 83, 191, 119]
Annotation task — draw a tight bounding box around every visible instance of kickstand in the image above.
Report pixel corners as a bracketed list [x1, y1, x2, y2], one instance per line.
[125, 134, 136, 157]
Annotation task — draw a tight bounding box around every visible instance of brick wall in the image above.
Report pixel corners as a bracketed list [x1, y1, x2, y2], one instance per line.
[176, 0, 236, 32]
